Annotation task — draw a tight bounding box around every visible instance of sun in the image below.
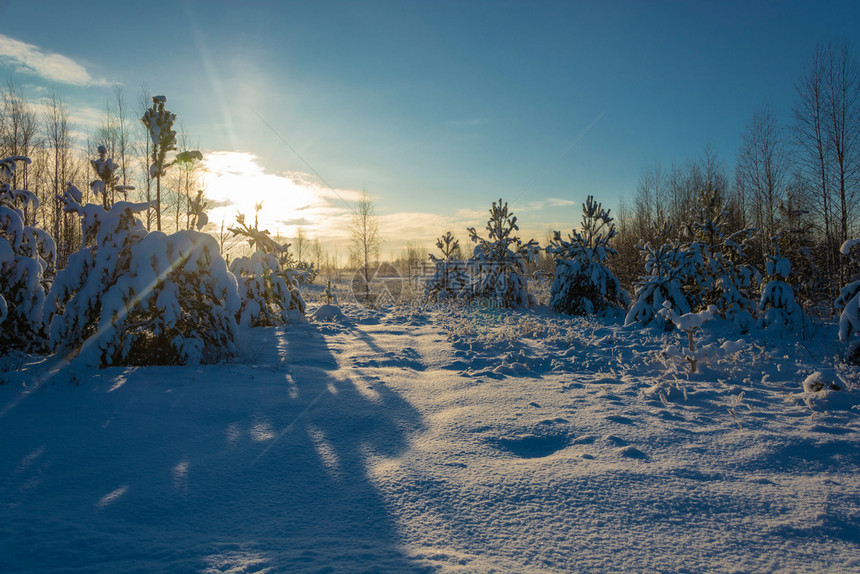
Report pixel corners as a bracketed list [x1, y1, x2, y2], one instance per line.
[202, 151, 325, 237]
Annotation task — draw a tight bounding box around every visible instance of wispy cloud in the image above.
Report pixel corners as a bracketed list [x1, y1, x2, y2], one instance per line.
[0, 34, 110, 86]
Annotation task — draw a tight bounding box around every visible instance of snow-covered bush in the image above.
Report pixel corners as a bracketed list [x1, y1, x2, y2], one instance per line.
[547, 195, 628, 315]
[659, 301, 718, 374]
[683, 184, 760, 331]
[293, 261, 317, 285]
[229, 212, 305, 327]
[464, 199, 539, 308]
[46, 192, 240, 366]
[0, 156, 56, 351]
[425, 231, 469, 302]
[835, 238, 860, 349]
[759, 242, 806, 335]
[90, 145, 118, 208]
[624, 239, 693, 328]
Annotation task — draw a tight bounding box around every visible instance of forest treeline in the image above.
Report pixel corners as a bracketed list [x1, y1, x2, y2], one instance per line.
[2, 41, 860, 314]
[610, 41, 860, 311]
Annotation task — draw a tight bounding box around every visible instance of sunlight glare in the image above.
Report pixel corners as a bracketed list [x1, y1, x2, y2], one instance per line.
[202, 151, 330, 238]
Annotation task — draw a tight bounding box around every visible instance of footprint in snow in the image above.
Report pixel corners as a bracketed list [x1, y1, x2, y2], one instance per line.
[605, 415, 636, 425]
[492, 434, 570, 459]
[619, 446, 649, 460]
[605, 434, 628, 447]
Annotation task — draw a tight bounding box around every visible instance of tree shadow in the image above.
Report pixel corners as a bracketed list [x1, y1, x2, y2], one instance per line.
[0, 322, 429, 572]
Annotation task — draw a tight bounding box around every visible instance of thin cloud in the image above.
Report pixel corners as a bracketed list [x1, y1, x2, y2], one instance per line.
[0, 34, 110, 86]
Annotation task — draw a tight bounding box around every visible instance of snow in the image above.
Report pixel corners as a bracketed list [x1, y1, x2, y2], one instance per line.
[2, 297, 860, 573]
[841, 238, 860, 255]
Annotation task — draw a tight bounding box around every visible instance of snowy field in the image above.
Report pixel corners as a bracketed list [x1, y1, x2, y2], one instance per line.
[2, 291, 860, 573]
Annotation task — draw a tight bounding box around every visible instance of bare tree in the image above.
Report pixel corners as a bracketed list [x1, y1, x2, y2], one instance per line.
[43, 90, 77, 263]
[294, 225, 307, 265]
[735, 105, 791, 263]
[136, 86, 155, 229]
[824, 42, 860, 270]
[633, 160, 667, 242]
[1, 80, 41, 224]
[350, 191, 381, 301]
[112, 86, 131, 189]
[794, 41, 860, 289]
[310, 237, 324, 273]
[168, 127, 202, 231]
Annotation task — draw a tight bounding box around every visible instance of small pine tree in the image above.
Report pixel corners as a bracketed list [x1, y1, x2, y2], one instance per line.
[464, 199, 539, 308]
[187, 189, 209, 231]
[0, 156, 56, 351]
[548, 195, 629, 315]
[228, 211, 306, 327]
[425, 231, 469, 302]
[141, 96, 177, 231]
[659, 302, 718, 374]
[625, 225, 694, 328]
[90, 145, 119, 208]
[683, 184, 760, 331]
[835, 238, 860, 346]
[759, 240, 806, 335]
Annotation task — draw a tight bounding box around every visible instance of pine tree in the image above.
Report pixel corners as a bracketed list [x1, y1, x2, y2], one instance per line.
[0, 156, 56, 351]
[624, 229, 693, 328]
[141, 96, 176, 231]
[90, 145, 118, 208]
[684, 184, 760, 331]
[548, 195, 628, 315]
[46, 190, 239, 366]
[464, 199, 539, 308]
[759, 240, 806, 335]
[425, 231, 469, 302]
[229, 211, 306, 327]
[835, 238, 860, 350]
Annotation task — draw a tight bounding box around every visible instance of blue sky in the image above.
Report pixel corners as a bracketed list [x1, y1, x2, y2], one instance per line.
[2, 0, 860, 253]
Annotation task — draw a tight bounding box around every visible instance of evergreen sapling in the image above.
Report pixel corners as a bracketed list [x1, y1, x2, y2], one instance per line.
[464, 199, 539, 308]
[425, 231, 469, 302]
[547, 195, 629, 315]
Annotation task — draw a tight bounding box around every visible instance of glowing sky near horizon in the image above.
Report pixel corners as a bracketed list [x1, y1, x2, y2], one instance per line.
[2, 0, 860, 252]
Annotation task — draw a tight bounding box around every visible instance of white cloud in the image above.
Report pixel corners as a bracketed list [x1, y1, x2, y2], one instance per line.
[0, 34, 110, 86]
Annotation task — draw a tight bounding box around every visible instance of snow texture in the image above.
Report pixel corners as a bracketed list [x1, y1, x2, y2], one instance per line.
[2, 298, 859, 573]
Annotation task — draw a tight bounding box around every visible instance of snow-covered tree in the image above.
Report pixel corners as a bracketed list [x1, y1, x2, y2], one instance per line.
[229, 212, 306, 327]
[835, 238, 860, 346]
[0, 156, 56, 351]
[759, 241, 806, 335]
[624, 238, 693, 328]
[425, 231, 469, 302]
[90, 145, 118, 208]
[46, 192, 240, 366]
[464, 199, 539, 308]
[683, 184, 760, 331]
[186, 189, 209, 231]
[548, 195, 629, 315]
[659, 302, 718, 374]
[141, 96, 176, 231]
[141, 97, 199, 232]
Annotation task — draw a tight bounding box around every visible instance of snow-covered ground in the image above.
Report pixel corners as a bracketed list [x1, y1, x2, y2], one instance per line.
[2, 296, 859, 573]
